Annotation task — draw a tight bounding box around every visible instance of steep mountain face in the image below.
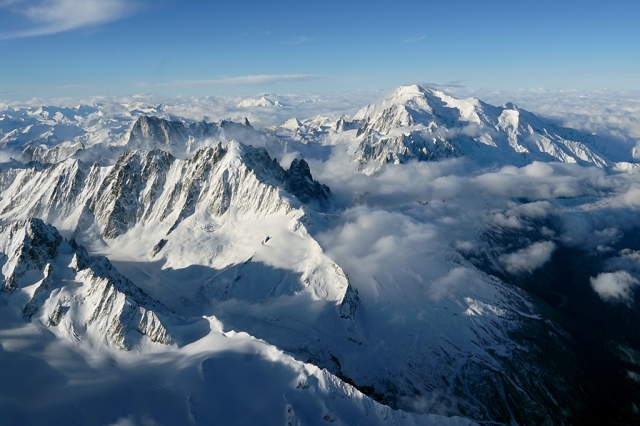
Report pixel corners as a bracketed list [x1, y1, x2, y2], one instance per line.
[284, 158, 331, 204]
[0, 217, 62, 293]
[0, 218, 172, 349]
[126, 115, 189, 151]
[20, 141, 85, 164]
[0, 141, 348, 316]
[0, 142, 328, 236]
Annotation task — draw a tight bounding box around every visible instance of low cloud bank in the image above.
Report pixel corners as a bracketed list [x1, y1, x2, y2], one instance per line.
[590, 271, 639, 304]
[500, 241, 557, 275]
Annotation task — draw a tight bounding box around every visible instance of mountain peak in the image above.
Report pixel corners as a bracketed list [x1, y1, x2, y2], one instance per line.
[127, 115, 189, 150]
[238, 96, 282, 108]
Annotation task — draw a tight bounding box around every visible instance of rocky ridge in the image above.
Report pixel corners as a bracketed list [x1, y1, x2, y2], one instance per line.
[0, 218, 172, 349]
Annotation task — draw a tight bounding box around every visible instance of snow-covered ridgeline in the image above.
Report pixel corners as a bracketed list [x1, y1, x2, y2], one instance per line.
[278, 84, 626, 171]
[0, 141, 345, 307]
[0, 141, 328, 237]
[0, 218, 172, 349]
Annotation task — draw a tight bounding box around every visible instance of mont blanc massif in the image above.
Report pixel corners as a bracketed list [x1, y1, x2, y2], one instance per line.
[1, 84, 639, 425]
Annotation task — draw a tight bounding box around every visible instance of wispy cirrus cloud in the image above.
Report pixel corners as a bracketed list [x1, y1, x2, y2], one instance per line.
[402, 36, 425, 43]
[57, 84, 92, 90]
[285, 36, 312, 45]
[142, 74, 324, 87]
[0, 0, 140, 39]
[421, 80, 467, 89]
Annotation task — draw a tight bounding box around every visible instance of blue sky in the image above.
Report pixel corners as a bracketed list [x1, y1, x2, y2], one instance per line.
[0, 0, 638, 100]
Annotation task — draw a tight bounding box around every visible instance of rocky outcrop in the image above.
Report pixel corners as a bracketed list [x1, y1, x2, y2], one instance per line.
[0, 219, 62, 292]
[91, 149, 175, 238]
[355, 131, 459, 168]
[284, 158, 331, 205]
[0, 219, 173, 350]
[127, 116, 189, 151]
[20, 141, 85, 164]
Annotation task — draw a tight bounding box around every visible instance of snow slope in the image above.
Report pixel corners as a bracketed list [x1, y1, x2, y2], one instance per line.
[0, 219, 474, 426]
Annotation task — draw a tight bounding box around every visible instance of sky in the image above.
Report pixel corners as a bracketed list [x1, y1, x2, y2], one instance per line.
[0, 0, 639, 100]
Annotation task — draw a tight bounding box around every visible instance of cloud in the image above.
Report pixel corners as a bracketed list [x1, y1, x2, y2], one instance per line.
[402, 36, 425, 43]
[506, 200, 554, 219]
[316, 206, 454, 302]
[57, 84, 92, 90]
[500, 241, 556, 275]
[146, 74, 324, 88]
[106, 415, 160, 426]
[420, 81, 467, 89]
[590, 271, 639, 305]
[0, 0, 139, 39]
[285, 36, 312, 45]
[107, 418, 137, 426]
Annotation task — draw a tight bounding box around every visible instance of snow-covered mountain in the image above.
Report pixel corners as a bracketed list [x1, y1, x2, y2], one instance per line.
[1, 86, 640, 424]
[266, 84, 634, 173]
[347, 84, 629, 170]
[238, 95, 283, 108]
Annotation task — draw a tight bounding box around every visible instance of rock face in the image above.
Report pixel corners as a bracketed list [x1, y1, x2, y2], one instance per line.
[90, 149, 176, 238]
[284, 158, 331, 205]
[357, 131, 459, 166]
[76, 249, 173, 349]
[127, 115, 189, 151]
[0, 218, 172, 350]
[20, 141, 85, 164]
[0, 218, 62, 292]
[123, 115, 265, 157]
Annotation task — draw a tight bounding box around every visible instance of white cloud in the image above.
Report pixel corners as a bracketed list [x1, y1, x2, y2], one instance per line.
[506, 201, 553, 219]
[500, 241, 556, 275]
[0, 0, 139, 39]
[150, 74, 323, 88]
[106, 417, 136, 426]
[590, 271, 639, 304]
[285, 36, 311, 45]
[402, 36, 425, 43]
[316, 206, 463, 302]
